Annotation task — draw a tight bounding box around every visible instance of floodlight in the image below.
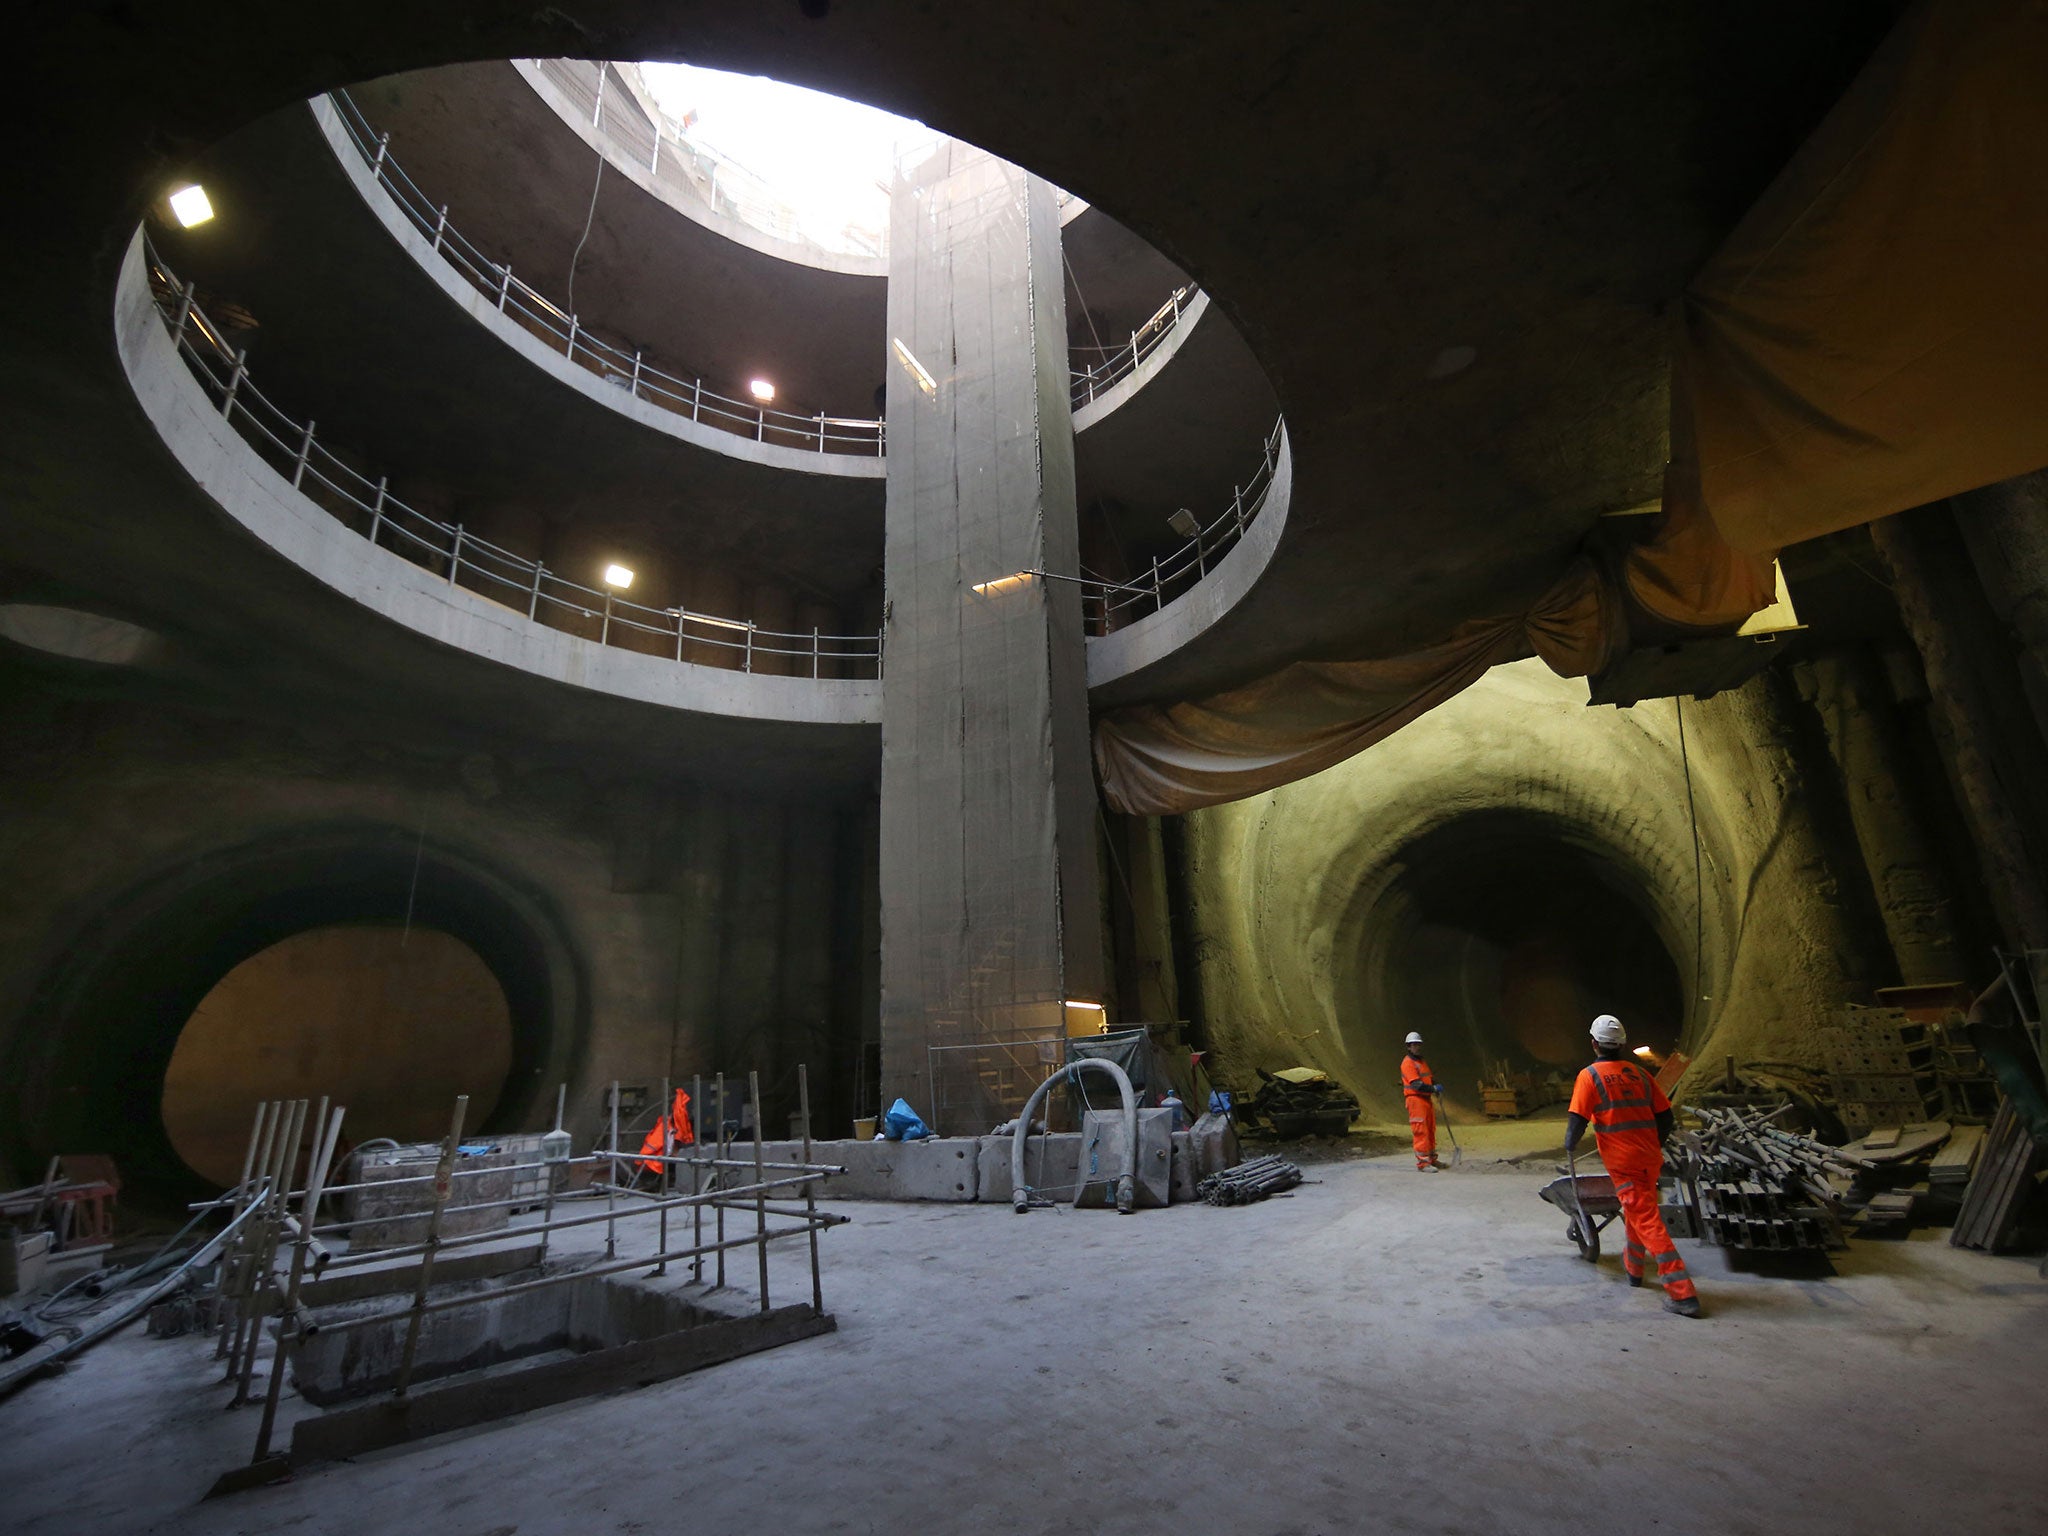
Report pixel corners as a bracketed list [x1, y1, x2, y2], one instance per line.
[749, 378, 776, 402]
[603, 564, 635, 590]
[890, 337, 937, 396]
[1166, 508, 1200, 539]
[169, 184, 214, 228]
[970, 572, 1034, 596]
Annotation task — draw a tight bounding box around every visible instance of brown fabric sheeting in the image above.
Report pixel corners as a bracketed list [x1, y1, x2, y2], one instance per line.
[1684, 0, 2048, 554]
[1096, 0, 2048, 816]
[1094, 560, 1618, 816]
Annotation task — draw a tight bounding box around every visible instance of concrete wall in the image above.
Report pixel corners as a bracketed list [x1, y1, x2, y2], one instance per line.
[1174, 660, 1880, 1120]
[161, 924, 512, 1184]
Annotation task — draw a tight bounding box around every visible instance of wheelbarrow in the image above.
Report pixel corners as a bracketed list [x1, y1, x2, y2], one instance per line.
[1538, 1148, 1621, 1262]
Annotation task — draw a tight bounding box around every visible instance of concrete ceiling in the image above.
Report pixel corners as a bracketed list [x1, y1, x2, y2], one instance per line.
[4, 0, 1894, 759]
[155, 102, 886, 605]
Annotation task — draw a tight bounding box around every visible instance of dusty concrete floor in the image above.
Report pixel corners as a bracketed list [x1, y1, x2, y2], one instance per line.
[5, 1131, 2046, 1536]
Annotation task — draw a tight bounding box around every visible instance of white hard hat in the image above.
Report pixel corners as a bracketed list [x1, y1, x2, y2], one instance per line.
[1404, 1032, 1424, 1044]
[1589, 1015, 1627, 1047]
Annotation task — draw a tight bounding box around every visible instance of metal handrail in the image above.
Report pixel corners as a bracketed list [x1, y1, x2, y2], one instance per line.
[1069, 284, 1200, 409]
[141, 236, 884, 680]
[334, 88, 1202, 434]
[530, 58, 878, 260]
[1076, 415, 1287, 635]
[327, 90, 887, 458]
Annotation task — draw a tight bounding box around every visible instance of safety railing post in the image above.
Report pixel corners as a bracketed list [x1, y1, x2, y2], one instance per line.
[812, 628, 821, 678]
[750, 1071, 770, 1314]
[757, 407, 766, 442]
[447, 524, 465, 586]
[601, 587, 613, 645]
[1234, 484, 1246, 537]
[1151, 557, 1163, 609]
[1195, 531, 1207, 578]
[368, 476, 389, 546]
[432, 204, 448, 252]
[629, 349, 642, 398]
[565, 313, 579, 362]
[291, 421, 316, 489]
[528, 563, 545, 620]
[743, 622, 755, 673]
[674, 610, 686, 661]
[691, 377, 703, 422]
[817, 413, 826, 451]
[800, 1063, 823, 1313]
[221, 348, 248, 423]
[371, 131, 390, 181]
[169, 279, 197, 350]
[393, 1094, 468, 1399]
[497, 264, 512, 312]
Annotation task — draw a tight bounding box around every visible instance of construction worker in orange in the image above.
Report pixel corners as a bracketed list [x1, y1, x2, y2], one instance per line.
[1400, 1031, 1444, 1171]
[1565, 1015, 1702, 1318]
[637, 1088, 695, 1182]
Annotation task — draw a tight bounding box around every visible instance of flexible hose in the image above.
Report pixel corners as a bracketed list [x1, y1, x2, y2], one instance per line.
[1010, 1059, 1138, 1214]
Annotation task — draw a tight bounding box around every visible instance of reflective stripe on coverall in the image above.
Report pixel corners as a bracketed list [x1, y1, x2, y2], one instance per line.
[1401, 1054, 1438, 1168]
[1567, 1060, 1695, 1301]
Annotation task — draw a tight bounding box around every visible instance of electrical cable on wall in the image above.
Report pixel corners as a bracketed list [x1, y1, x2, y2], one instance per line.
[1676, 695, 1705, 1018]
[566, 153, 606, 319]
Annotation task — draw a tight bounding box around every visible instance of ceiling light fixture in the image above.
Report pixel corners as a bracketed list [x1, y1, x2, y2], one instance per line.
[970, 571, 1036, 596]
[748, 378, 776, 402]
[890, 337, 937, 397]
[603, 564, 635, 590]
[169, 184, 215, 228]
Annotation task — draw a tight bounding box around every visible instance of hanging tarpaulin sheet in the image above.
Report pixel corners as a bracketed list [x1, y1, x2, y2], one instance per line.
[1094, 558, 1619, 816]
[1684, 0, 2048, 555]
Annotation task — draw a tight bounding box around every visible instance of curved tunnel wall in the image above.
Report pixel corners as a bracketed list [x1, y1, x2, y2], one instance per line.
[2, 823, 584, 1200]
[1179, 660, 1874, 1121]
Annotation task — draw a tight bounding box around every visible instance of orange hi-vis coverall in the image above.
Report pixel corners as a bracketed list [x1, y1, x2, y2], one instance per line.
[1400, 1054, 1439, 1169]
[1567, 1059, 1696, 1302]
[638, 1088, 696, 1175]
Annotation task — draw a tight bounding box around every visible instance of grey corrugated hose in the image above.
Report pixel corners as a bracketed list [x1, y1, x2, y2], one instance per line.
[1011, 1059, 1138, 1214]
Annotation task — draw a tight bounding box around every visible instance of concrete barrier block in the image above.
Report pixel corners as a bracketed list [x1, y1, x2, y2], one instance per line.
[977, 1133, 1083, 1204]
[739, 1137, 977, 1201]
[1169, 1130, 1199, 1203]
[1075, 1109, 1173, 1208]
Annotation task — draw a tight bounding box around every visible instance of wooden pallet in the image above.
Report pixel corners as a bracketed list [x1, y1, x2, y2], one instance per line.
[1950, 1099, 2042, 1252]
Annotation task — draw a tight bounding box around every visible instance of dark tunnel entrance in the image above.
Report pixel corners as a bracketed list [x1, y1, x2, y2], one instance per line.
[1351, 811, 1685, 1112]
[1, 825, 583, 1204]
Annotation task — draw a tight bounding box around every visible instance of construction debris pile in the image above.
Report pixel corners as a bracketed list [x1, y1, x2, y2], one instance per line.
[1677, 1106, 1869, 1251]
[1238, 1068, 1358, 1139]
[1196, 1155, 1304, 1206]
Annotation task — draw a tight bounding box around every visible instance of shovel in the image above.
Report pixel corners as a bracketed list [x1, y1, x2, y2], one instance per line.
[1437, 1089, 1463, 1168]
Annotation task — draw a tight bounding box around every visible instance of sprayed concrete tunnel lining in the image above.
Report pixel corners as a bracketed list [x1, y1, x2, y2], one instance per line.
[0, 825, 583, 1200]
[1340, 808, 1688, 1113]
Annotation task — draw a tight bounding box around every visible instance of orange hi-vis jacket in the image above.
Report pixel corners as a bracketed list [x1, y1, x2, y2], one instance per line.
[1567, 1058, 1669, 1165]
[638, 1088, 696, 1174]
[1400, 1055, 1437, 1098]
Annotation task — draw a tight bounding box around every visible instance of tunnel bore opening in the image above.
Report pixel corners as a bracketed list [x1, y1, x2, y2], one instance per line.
[1352, 811, 1684, 1111]
[161, 923, 514, 1186]
[1, 827, 580, 1204]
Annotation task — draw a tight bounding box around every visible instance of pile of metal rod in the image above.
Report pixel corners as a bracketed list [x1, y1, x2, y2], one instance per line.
[1687, 1105, 1875, 1207]
[1196, 1155, 1303, 1206]
[1681, 1105, 1872, 1251]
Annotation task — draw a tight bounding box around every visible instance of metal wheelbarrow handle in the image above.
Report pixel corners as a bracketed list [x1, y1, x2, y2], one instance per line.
[1566, 1140, 1600, 1263]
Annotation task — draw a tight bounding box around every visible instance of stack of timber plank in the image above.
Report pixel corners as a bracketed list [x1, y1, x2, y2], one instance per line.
[1950, 1099, 2043, 1252]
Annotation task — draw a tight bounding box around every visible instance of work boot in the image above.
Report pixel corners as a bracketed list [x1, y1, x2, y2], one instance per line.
[1662, 1294, 1703, 1319]
[1416, 1163, 1438, 1173]
[1626, 1273, 1644, 1289]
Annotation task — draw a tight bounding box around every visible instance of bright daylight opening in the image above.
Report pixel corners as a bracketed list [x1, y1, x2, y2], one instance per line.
[636, 61, 930, 258]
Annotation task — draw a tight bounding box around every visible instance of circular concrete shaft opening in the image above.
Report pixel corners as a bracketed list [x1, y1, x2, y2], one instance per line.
[1349, 811, 1684, 1106]
[161, 923, 514, 1185]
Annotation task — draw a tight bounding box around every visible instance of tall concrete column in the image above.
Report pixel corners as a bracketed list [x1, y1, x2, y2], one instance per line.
[1872, 509, 2048, 950]
[879, 140, 1105, 1130]
[1954, 469, 2048, 749]
[1797, 649, 1966, 986]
